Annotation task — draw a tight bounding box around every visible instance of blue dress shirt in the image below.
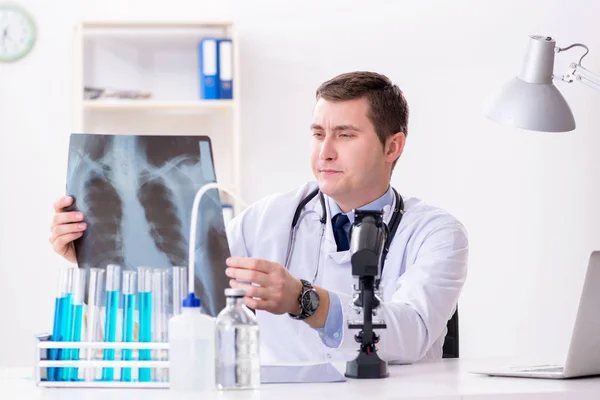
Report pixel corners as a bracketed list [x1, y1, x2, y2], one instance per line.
[315, 187, 394, 348]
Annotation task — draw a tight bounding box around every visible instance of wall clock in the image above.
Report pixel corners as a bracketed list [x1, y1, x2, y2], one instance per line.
[0, 3, 36, 62]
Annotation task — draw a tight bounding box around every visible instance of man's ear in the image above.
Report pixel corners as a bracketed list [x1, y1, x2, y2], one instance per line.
[385, 131, 406, 163]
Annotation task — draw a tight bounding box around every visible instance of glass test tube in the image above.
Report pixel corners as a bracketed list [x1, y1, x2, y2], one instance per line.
[57, 268, 75, 381]
[49, 267, 70, 381]
[172, 266, 187, 317]
[85, 268, 105, 382]
[68, 268, 87, 382]
[152, 269, 169, 382]
[137, 266, 153, 382]
[120, 270, 137, 382]
[102, 264, 121, 381]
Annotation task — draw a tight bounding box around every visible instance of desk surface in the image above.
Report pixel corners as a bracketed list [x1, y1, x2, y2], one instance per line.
[2, 359, 600, 400]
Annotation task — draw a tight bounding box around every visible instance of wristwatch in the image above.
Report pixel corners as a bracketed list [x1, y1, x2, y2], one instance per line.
[289, 279, 320, 320]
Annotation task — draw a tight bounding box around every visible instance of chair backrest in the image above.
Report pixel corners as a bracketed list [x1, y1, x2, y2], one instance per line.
[442, 308, 459, 358]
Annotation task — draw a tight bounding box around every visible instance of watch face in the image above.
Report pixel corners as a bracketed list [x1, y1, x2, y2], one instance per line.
[302, 289, 320, 312]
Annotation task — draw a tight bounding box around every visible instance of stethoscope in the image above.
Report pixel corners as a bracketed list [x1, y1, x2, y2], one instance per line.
[284, 187, 405, 283]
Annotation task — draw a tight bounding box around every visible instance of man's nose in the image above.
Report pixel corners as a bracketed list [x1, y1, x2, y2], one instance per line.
[319, 136, 337, 160]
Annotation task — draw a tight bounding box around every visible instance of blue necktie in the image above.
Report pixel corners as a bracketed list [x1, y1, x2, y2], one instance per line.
[332, 213, 350, 251]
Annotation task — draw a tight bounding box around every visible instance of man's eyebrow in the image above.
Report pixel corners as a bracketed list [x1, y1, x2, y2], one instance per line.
[333, 124, 361, 132]
[309, 124, 361, 132]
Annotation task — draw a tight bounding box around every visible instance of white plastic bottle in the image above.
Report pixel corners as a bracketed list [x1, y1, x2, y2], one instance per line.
[168, 293, 216, 391]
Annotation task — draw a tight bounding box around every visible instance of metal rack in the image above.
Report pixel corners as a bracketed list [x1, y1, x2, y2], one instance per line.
[35, 334, 170, 389]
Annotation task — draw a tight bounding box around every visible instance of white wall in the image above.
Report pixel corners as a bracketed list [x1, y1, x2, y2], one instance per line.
[1, 0, 599, 366]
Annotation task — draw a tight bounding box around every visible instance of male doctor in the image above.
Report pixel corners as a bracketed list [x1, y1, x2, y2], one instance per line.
[50, 71, 468, 365]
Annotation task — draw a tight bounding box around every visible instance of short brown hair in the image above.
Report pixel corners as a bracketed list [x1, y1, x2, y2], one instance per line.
[315, 71, 409, 149]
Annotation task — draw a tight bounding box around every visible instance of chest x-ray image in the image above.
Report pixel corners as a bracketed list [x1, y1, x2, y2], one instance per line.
[65, 133, 230, 317]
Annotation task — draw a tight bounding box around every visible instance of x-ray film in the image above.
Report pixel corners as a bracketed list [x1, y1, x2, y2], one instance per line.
[65, 133, 230, 317]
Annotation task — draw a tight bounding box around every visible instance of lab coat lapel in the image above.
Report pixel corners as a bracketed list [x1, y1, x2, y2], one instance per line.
[317, 196, 351, 263]
[318, 196, 336, 248]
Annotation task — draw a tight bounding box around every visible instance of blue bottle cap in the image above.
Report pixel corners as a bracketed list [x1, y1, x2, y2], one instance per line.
[182, 293, 201, 308]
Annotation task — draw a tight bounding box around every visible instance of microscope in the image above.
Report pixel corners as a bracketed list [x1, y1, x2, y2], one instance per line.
[345, 209, 389, 379]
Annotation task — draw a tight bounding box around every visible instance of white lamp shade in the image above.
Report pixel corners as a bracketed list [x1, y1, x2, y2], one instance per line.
[484, 35, 577, 133]
[483, 76, 576, 133]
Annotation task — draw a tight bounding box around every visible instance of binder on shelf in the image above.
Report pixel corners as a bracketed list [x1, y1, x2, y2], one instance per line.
[198, 38, 220, 100]
[218, 39, 233, 99]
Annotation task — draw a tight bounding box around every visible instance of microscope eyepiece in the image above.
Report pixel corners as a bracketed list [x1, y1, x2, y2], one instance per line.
[349, 210, 387, 278]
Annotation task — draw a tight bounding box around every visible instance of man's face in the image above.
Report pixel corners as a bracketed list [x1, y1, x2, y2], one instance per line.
[310, 97, 393, 206]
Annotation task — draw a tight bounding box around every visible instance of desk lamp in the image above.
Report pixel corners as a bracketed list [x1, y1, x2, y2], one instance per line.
[483, 35, 600, 132]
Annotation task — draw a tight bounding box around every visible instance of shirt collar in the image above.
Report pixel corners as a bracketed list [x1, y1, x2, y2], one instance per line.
[326, 186, 394, 225]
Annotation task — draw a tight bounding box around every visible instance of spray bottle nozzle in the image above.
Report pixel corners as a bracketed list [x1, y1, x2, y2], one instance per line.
[182, 292, 201, 308]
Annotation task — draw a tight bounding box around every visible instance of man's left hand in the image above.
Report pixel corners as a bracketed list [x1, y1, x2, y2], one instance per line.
[225, 257, 302, 315]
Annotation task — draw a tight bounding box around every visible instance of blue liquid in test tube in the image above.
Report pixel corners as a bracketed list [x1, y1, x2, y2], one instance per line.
[57, 268, 75, 381]
[102, 264, 121, 381]
[58, 292, 73, 381]
[49, 267, 70, 381]
[49, 296, 62, 381]
[120, 270, 137, 382]
[69, 268, 87, 381]
[138, 267, 153, 382]
[70, 305, 83, 379]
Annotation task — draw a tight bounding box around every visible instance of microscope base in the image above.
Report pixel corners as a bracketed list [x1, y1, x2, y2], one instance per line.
[345, 350, 389, 379]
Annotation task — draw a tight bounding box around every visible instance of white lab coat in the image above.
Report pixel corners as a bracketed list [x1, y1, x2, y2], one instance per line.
[226, 181, 468, 365]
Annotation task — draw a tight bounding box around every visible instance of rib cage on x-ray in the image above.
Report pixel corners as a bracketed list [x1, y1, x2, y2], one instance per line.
[65, 134, 230, 317]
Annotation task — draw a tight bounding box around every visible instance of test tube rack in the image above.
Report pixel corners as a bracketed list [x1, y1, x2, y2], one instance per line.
[34, 334, 170, 388]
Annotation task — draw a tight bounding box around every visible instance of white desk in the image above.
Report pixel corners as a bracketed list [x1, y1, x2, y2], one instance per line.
[2, 359, 600, 400]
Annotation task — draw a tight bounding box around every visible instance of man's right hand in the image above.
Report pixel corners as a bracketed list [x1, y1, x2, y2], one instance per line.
[49, 196, 86, 264]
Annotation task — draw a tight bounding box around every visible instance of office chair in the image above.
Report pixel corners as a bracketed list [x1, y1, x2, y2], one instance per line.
[442, 308, 459, 358]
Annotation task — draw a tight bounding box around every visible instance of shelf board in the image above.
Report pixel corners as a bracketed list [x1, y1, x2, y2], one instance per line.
[80, 21, 234, 29]
[83, 100, 234, 111]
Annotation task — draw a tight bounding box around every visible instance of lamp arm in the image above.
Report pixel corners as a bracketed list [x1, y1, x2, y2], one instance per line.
[562, 63, 600, 92]
[553, 42, 600, 92]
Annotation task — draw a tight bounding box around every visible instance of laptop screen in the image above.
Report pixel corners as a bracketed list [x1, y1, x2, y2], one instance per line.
[65, 133, 230, 317]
